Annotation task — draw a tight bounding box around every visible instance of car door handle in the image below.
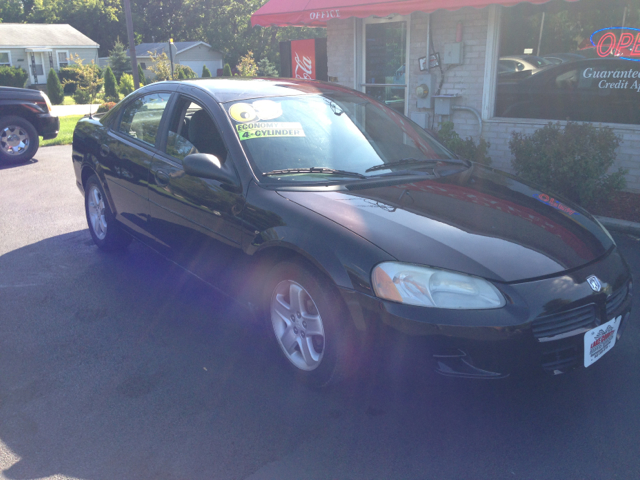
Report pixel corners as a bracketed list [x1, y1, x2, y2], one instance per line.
[100, 144, 109, 157]
[155, 169, 170, 186]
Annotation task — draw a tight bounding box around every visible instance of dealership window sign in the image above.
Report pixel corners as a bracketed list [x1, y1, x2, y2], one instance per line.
[590, 27, 640, 62]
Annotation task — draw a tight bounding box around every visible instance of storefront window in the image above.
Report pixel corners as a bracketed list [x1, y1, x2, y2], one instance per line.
[495, 0, 640, 126]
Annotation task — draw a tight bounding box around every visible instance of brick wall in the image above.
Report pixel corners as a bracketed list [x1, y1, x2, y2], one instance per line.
[325, 10, 640, 193]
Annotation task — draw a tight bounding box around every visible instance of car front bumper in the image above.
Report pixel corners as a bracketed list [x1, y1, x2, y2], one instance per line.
[341, 247, 633, 378]
[35, 113, 60, 140]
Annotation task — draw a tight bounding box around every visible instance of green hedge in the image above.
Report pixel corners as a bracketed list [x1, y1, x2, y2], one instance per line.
[0, 66, 28, 88]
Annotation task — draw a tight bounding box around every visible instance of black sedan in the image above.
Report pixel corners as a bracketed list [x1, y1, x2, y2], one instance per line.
[72, 78, 633, 386]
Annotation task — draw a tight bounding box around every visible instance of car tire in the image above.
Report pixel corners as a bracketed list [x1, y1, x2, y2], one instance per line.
[265, 260, 360, 387]
[0, 115, 39, 165]
[84, 175, 132, 251]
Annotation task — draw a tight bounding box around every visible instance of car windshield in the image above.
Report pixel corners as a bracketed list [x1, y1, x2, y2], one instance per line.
[224, 91, 458, 183]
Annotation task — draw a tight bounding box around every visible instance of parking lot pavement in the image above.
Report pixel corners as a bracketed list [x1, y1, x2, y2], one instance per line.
[1, 145, 639, 480]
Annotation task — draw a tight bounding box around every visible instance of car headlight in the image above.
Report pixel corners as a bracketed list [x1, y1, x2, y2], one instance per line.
[372, 262, 505, 309]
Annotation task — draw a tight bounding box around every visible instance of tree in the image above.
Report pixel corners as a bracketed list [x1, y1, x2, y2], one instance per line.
[222, 63, 232, 77]
[236, 51, 258, 77]
[64, 54, 103, 105]
[118, 73, 134, 96]
[103, 66, 118, 102]
[175, 64, 197, 79]
[257, 58, 278, 77]
[46, 68, 64, 104]
[202, 65, 212, 78]
[138, 63, 146, 86]
[177, 67, 186, 80]
[147, 52, 172, 81]
[109, 38, 130, 80]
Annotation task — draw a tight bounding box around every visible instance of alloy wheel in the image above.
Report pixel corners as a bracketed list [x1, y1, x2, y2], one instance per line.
[270, 279, 326, 371]
[87, 184, 108, 240]
[0, 125, 30, 156]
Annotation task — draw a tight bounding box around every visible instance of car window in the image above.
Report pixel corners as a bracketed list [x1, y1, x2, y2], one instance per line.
[118, 92, 171, 146]
[165, 97, 227, 162]
[225, 92, 454, 182]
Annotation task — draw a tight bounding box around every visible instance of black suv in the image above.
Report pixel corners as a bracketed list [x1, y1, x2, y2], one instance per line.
[0, 86, 60, 164]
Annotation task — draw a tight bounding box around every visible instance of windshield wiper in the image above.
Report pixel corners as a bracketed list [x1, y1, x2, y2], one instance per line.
[262, 167, 366, 179]
[365, 157, 468, 173]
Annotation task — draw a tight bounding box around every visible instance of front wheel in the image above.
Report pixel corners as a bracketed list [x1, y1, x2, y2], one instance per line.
[0, 115, 39, 165]
[84, 175, 131, 251]
[265, 260, 359, 387]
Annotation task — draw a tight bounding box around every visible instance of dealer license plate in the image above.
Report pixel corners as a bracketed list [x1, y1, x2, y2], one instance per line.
[584, 316, 621, 367]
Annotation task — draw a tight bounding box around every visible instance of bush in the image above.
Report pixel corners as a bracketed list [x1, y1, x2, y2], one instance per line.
[65, 55, 103, 105]
[58, 66, 81, 94]
[103, 66, 118, 102]
[118, 73, 135, 96]
[257, 58, 278, 77]
[437, 121, 492, 166]
[0, 65, 28, 87]
[138, 63, 146, 86]
[236, 51, 258, 77]
[97, 102, 117, 113]
[510, 122, 626, 208]
[222, 63, 232, 77]
[175, 64, 197, 79]
[202, 65, 212, 78]
[109, 38, 130, 80]
[47, 69, 64, 104]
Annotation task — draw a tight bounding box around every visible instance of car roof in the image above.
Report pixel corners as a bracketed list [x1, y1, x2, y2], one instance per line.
[155, 77, 357, 103]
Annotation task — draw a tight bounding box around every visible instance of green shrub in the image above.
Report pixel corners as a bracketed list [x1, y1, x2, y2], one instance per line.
[109, 38, 130, 80]
[257, 58, 278, 77]
[58, 66, 81, 94]
[47, 68, 64, 104]
[510, 122, 626, 208]
[103, 66, 118, 102]
[97, 102, 117, 113]
[0, 65, 28, 87]
[175, 64, 196, 79]
[202, 65, 212, 78]
[118, 73, 135, 96]
[138, 63, 146, 86]
[437, 121, 492, 166]
[222, 63, 232, 77]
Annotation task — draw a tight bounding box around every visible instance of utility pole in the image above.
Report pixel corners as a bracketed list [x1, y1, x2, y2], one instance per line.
[169, 38, 175, 80]
[124, 0, 140, 89]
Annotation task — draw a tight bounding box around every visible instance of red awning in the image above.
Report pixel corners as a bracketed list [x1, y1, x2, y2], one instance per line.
[252, 0, 577, 27]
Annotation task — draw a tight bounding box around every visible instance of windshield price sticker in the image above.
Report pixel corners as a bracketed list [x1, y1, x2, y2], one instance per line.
[236, 122, 305, 141]
[584, 316, 621, 367]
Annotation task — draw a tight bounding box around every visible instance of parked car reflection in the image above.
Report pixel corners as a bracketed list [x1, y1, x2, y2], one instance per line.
[496, 58, 640, 125]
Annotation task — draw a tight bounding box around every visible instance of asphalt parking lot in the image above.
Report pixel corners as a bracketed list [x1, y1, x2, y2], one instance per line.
[1, 145, 639, 480]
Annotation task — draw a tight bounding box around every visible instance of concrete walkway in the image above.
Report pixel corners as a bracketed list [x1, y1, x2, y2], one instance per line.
[51, 104, 102, 117]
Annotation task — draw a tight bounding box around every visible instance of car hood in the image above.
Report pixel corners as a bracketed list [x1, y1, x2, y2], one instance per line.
[277, 165, 613, 283]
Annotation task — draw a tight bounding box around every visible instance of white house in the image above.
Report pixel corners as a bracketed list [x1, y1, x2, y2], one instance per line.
[0, 23, 99, 88]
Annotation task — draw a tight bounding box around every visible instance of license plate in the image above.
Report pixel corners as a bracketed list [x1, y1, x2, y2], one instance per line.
[584, 316, 621, 367]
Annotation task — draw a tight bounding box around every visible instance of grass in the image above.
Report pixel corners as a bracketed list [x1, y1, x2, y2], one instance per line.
[41, 114, 84, 147]
[61, 95, 76, 105]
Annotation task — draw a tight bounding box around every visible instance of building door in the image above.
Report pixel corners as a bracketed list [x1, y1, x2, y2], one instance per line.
[28, 52, 47, 85]
[362, 16, 410, 115]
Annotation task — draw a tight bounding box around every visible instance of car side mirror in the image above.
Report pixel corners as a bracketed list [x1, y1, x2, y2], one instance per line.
[183, 153, 240, 190]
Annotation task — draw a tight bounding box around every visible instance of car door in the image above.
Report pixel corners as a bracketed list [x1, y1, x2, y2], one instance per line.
[100, 91, 172, 234]
[147, 90, 247, 287]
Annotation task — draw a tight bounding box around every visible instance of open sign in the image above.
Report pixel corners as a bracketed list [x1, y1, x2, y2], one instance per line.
[590, 27, 640, 61]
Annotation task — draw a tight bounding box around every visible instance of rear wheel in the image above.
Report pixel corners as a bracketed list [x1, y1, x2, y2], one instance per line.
[85, 175, 131, 251]
[265, 260, 359, 387]
[0, 116, 39, 165]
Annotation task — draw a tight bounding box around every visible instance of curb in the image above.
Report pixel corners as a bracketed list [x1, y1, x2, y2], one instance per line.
[596, 216, 640, 236]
